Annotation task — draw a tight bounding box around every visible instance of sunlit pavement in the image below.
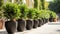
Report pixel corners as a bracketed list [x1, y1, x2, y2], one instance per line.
[0, 22, 60, 34]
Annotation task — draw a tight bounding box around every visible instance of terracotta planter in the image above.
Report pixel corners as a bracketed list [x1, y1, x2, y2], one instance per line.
[26, 19, 34, 30]
[0, 19, 4, 29]
[49, 18, 57, 22]
[17, 19, 26, 32]
[53, 18, 57, 22]
[5, 20, 16, 34]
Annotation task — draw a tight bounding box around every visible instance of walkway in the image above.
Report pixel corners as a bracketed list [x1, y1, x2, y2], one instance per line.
[0, 22, 60, 34]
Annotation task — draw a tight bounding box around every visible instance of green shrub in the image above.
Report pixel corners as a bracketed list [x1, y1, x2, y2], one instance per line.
[27, 8, 36, 19]
[0, 11, 3, 18]
[39, 10, 50, 19]
[34, 0, 38, 8]
[0, 0, 3, 7]
[0, 0, 3, 10]
[49, 0, 60, 13]
[50, 11, 57, 18]
[34, 9, 40, 19]
[3, 2, 21, 20]
[18, 4, 28, 19]
[0, 0, 4, 18]
[46, 10, 58, 18]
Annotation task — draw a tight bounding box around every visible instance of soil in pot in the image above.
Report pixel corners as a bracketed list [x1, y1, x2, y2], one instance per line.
[17, 19, 26, 32]
[33, 19, 39, 28]
[26, 19, 33, 30]
[5, 20, 16, 34]
[38, 19, 43, 27]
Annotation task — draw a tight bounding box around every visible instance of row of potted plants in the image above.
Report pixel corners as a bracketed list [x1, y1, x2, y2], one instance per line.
[3, 2, 58, 34]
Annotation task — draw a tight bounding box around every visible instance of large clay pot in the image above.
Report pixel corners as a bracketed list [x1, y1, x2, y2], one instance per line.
[17, 19, 26, 32]
[33, 19, 39, 28]
[5, 20, 16, 34]
[0, 19, 5, 29]
[38, 19, 43, 27]
[42, 18, 45, 25]
[44, 19, 49, 24]
[26, 19, 34, 30]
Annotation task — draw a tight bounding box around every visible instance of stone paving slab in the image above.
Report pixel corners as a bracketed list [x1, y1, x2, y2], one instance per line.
[0, 22, 60, 34]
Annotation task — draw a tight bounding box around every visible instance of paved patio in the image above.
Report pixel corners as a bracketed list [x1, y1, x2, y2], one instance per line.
[0, 22, 60, 34]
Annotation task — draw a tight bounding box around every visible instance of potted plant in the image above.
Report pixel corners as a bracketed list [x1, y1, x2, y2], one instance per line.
[3, 2, 21, 34]
[39, 10, 45, 25]
[38, 18, 43, 27]
[26, 8, 36, 30]
[43, 10, 50, 24]
[17, 4, 28, 32]
[33, 9, 39, 28]
[38, 10, 43, 27]
[44, 10, 50, 24]
[39, 10, 50, 25]
[49, 11, 58, 22]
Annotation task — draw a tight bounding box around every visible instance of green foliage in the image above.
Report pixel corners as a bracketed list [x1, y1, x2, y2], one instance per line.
[0, 0, 3, 7]
[45, 10, 58, 18]
[49, 0, 60, 13]
[0, 0, 4, 18]
[20, 0, 23, 4]
[3, 2, 21, 20]
[34, 0, 40, 10]
[34, 9, 40, 19]
[39, 10, 50, 19]
[0, 11, 3, 18]
[27, 8, 36, 19]
[50, 11, 57, 18]
[0, 0, 3, 10]
[40, 0, 45, 10]
[18, 4, 28, 19]
[34, 0, 38, 8]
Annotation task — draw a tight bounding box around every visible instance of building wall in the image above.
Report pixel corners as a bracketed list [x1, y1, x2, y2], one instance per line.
[26, 0, 34, 8]
[4, 0, 34, 8]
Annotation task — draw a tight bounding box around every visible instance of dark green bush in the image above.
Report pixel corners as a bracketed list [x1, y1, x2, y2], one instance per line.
[33, 9, 40, 19]
[0, 0, 4, 18]
[0, 0, 3, 10]
[3, 2, 21, 20]
[27, 8, 36, 19]
[49, 0, 60, 13]
[50, 11, 57, 18]
[39, 10, 50, 19]
[45, 10, 58, 18]
[18, 4, 28, 19]
[34, 0, 38, 8]
[0, 0, 3, 7]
